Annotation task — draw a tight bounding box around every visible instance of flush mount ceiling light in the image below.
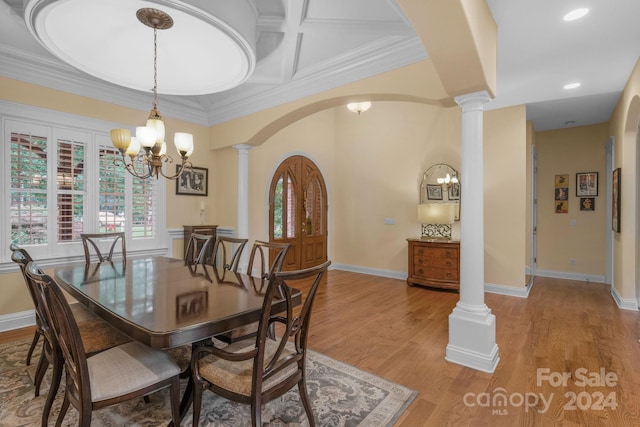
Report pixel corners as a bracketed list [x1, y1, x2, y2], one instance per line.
[563, 82, 581, 90]
[346, 102, 372, 115]
[563, 8, 589, 21]
[23, 0, 256, 95]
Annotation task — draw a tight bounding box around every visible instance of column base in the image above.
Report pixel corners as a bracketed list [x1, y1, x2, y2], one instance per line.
[445, 304, 500, 373]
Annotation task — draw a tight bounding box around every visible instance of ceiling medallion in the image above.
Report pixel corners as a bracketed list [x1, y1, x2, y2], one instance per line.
[23, 0, 256, 95]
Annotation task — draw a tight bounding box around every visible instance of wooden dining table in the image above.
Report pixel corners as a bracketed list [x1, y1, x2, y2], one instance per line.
[54, 256, 299, 350]
[54, 256, 301, 423]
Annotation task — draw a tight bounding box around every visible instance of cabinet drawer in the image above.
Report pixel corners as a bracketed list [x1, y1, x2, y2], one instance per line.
[414, 255, 456, 269]
[413, 265, 459, 281]
[413, 246, 458, 259]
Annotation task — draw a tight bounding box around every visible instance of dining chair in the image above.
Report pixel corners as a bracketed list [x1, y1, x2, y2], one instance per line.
[191, 260, 331, 427]
[25, 261, 181, 427]
[80, 232, 126, 264]
[10, 245, 131, 397]
[184, 232, 215, 281]
[9, 244, 40, 367]
[217, 240, 290, 344]
[211, 236, 248, 273]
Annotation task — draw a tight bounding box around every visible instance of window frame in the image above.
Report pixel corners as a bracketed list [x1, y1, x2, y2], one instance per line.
[1, 100, 167, 268]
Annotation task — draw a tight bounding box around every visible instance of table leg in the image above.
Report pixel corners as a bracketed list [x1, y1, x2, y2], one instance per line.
[169, 339, 210, 426]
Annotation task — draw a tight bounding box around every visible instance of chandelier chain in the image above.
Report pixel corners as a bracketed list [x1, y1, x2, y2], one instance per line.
[153, 26, 158, 109]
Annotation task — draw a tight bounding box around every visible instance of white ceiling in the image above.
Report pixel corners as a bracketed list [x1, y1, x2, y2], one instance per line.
[1, 0, 639, 132]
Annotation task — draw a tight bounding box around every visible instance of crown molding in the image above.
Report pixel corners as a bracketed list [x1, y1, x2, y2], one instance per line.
[0, 33, 426, 128]
[205, 36, 427, 125]
[0, 43, 210, 125]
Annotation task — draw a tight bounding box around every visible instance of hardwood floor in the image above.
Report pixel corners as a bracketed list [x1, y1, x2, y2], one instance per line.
[3, 272, 640, 426]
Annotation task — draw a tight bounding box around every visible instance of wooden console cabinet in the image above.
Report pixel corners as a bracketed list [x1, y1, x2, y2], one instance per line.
[183, 225, 217, 263]
[407, 238, 460, 290]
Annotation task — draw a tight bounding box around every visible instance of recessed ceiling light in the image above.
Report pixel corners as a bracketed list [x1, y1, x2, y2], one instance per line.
[563, 8, 589, 21]
[563, 82, 581, 90]
[564, 121, 576, 126]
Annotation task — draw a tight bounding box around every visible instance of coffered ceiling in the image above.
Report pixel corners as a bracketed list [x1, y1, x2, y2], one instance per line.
[1, 0, 639, 132]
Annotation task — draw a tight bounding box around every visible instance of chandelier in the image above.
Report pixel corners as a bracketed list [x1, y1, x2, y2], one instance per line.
[110, 8, 193, 180]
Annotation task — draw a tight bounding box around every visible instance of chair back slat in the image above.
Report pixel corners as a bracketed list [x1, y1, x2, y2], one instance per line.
[185, 233, 215, 281]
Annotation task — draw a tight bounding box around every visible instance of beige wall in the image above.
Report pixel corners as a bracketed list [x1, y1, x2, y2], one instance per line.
[484, 105, 528, 287]
[332, 102, 461, 272]
[535, 124, 609, 277]
[608, 58, 640, 300]
[525, 121, 535, 274]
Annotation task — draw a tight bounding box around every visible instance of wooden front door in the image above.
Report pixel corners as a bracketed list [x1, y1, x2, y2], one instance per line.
[269, 155, 328, 270]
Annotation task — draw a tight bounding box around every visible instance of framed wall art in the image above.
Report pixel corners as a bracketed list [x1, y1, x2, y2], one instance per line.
[554, 174, 569, 213]
[576, 172, 598, 197]
[612, 168, 621, 232]
[176, 166, 208, 196]
[580, 197, 595, 211]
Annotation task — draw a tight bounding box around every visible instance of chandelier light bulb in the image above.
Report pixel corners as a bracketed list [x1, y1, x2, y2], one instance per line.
[174, 132, 194, 157]
[136, 126, 156, 148]
[146, 118, 165, 144]
[110, 129, 131, 152]
[125, 137, 141, 157]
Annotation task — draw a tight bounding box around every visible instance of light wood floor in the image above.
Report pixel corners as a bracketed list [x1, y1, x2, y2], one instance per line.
[3, 272, 640, 426]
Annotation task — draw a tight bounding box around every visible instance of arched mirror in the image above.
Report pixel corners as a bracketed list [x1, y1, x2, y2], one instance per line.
[418, 163, 460, 239]
[419, 163, 460, 205]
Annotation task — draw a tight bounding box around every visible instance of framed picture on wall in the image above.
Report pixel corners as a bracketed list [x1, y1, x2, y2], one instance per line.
[176, 166, 208, 196]
[555, 187, 568, 200]
[427, 184, 443, 200]
[555, 200, 568, 214]
[580, 197, 595, 211]
[576, 172, 598, 196]
[612, 168, 621, 232]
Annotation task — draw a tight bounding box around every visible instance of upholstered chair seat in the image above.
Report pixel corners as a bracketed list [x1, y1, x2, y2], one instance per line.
[86, 341, 180, 402]
[196, 340, 298, 397]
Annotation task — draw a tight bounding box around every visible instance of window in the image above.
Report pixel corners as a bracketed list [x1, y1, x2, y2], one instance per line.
[10, 129, 48, 245]
[2, 103, 167, 263]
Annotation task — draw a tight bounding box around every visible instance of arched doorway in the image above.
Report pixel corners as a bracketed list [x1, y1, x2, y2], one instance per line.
[269, 155, 328, 270]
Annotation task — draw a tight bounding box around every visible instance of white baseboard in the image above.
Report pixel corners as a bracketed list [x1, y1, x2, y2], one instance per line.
[536, 269, 605, 284]
[330, 263, 407, 281]
[485, 282, 531, 298]
[0, 310, 35, 333]
[611, 285, 638, 311]
[332, 264, 533, 299]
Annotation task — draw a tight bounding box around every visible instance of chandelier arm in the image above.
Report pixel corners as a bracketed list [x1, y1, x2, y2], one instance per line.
[160, 159, 193, 180]
[113, 156, 152, 179]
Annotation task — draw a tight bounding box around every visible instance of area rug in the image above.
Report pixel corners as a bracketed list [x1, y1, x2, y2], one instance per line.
[0, 339, 416, 426]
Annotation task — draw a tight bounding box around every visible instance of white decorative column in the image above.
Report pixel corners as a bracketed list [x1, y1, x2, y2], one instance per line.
[445, 91, 499, 373]
[233, 144, 252, 271]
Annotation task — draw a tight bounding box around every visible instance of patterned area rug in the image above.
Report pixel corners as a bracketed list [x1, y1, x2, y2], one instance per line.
[0, 339, 416, 426]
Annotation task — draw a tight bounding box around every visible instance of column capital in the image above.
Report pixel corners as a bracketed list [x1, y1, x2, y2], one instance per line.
[233, 144, 253, 152]
[454, 90, 492, 111]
